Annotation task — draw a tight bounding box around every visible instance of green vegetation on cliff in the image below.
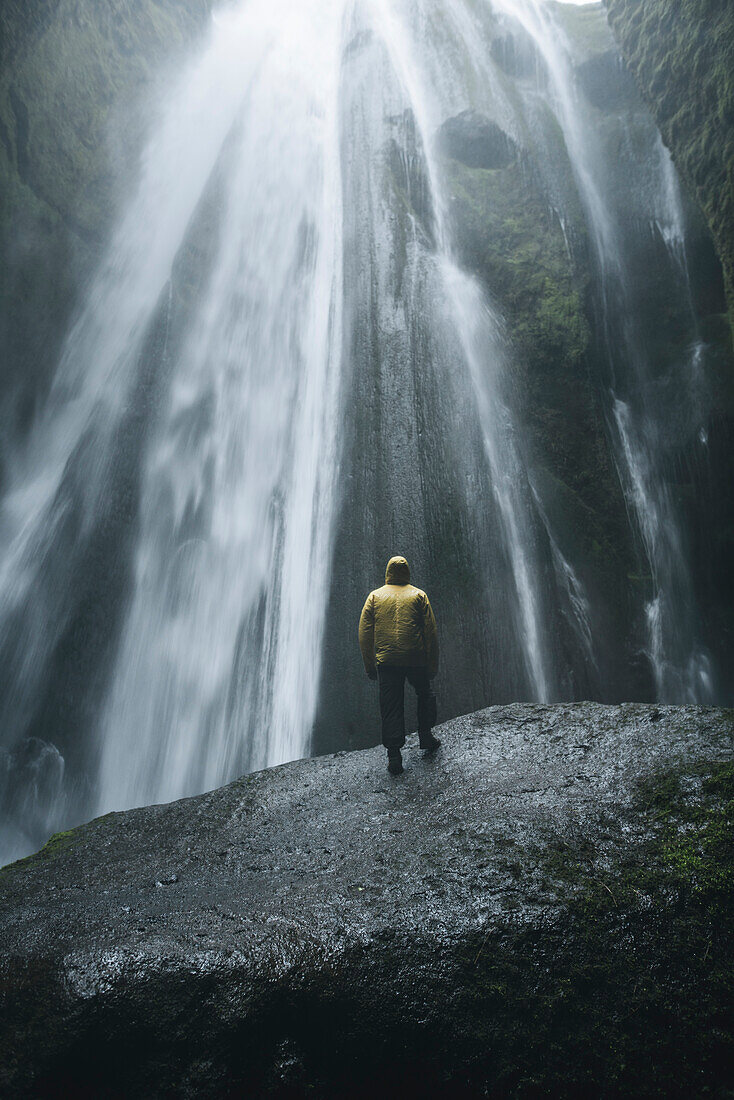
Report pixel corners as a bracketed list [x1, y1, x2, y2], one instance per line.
[443, 153, 595, 494]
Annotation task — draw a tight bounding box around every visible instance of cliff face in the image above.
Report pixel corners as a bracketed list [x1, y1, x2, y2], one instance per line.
[1, 704, 732, 1097]
[0, 0, 212, 444]
[315, 1, 734, 753]
[603, 0, 734, 334]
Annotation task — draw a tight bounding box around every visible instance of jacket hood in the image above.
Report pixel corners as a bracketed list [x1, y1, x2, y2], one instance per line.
[385, 555, 410, 585]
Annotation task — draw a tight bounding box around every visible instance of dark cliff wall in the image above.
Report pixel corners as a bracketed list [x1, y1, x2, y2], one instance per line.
[603, 0, 734, 334]
[0, 0, 212, 446]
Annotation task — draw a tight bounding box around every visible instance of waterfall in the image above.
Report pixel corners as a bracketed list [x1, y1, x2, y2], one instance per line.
[0, 0, 726, 864]
[0, 0, 351, 851]
[438, 261, 553, 700]
[97, 0, 347, 810]
[358, 0, 554, 699]
[489, 0, 716, 702]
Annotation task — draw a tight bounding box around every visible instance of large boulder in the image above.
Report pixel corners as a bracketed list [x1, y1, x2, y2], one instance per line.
[1, 703, 732, 1097]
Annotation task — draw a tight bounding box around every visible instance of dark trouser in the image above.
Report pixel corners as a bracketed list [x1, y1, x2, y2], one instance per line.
[377, 664, 437, 750]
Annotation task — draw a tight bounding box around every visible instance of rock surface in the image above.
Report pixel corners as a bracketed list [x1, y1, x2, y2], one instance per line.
[1, 703, 732, 1097]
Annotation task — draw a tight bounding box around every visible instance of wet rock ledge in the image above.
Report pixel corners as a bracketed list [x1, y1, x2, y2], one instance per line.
[1, 703, 732, 1098]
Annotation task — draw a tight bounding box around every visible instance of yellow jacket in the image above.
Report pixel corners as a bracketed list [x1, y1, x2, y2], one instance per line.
[358, 556, 439, 677]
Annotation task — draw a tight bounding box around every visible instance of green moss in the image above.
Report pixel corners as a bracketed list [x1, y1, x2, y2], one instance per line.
[642, 761, 734, 896]
[530, 759, 733, 906]
[452, 757, 734, 1095]
[439, 146, 635, 601]
[0, 808, 127, 877]
[38, 828, 77, 857]
[0, 826, 81, 878]
[442, 155, 590, 376]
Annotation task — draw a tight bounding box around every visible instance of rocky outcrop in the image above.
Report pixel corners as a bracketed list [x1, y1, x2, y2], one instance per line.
[1, 703, 732, 1097]
[575, 49, 640, 110]
[603, 0, 734, 334]
[436, 112, 517, 170]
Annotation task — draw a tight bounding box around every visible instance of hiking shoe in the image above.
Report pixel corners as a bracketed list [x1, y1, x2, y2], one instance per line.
[419, 733, 441, 754]
[387, 750, 403, 776]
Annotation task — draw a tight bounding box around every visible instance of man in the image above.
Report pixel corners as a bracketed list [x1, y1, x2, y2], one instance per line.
[358, 555, 440, 775]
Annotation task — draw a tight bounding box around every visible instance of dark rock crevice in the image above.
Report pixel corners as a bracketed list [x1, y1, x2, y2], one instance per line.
[435, 111, 518, 170]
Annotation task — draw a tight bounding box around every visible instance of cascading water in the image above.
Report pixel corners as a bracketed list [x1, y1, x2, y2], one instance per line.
[438, 261, 554, 700]
[355, 0, 555, 699]
[97, 0, 347, 810]
[0, 0, 729, 865]
[489, 0, 716, 702]
[0, 0, 351, 852]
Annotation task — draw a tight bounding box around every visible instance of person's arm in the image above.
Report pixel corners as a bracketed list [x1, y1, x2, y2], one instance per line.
[358, 593, 377, 679]
[422, 595, 439, 678]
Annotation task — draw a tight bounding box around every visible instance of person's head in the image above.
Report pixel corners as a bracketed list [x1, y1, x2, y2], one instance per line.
[385, 555, 410, 585]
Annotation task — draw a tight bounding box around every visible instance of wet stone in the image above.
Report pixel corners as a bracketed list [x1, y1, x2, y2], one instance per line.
[0, 702, 732, 1098]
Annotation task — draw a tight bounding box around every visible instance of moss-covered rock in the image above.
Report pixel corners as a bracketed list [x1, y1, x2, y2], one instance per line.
[442, 150, 597, 505]
[461, 760, 733, 1096]
[436, 111, 517, 170]
[438, 114, 638, 690]
[604, 0, 734, 337]
[575, 48, 641, 110]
